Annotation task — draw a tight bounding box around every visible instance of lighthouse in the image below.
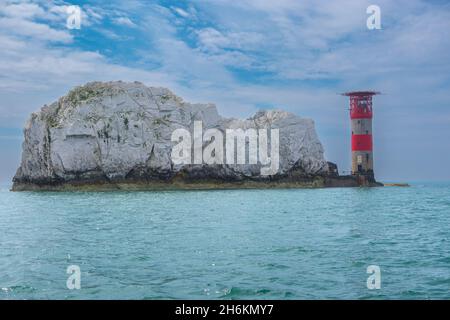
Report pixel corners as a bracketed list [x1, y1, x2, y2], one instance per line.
[342, 91, 379, 183]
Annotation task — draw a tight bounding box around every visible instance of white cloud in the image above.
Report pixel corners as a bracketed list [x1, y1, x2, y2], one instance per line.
[113, 16, 136, 27]
[0, 17, 72, 42]
[171, 7, 189, 18]
[0, 2, 45, 18]
[83, 6, 103, 21]
[196, 28, 264, 52]
[0, 1, 72, 42]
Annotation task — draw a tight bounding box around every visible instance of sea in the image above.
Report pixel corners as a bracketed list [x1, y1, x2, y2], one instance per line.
[0, 182, 449, 300]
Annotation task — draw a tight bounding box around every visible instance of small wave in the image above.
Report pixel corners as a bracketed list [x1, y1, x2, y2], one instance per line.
[259, 262, 290, 270]
[272, 246, 310, 254]
[437, 256, 450, 263]
[1, 285, 37, 294]
[218, 286, 295, 299]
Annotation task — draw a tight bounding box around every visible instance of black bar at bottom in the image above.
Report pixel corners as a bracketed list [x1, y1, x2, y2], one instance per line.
[0, 300, 447, 318]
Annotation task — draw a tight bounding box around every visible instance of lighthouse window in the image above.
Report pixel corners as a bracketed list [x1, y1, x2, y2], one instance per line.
[357, 155, 363, 164]
[366, 130, 369, 134]
[366, 154, 369, 162]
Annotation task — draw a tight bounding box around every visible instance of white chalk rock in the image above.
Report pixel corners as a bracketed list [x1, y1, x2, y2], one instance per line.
[13, 81, 329, 185]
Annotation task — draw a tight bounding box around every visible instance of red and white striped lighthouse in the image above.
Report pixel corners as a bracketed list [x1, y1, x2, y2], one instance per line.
[342, 91, 379, 182]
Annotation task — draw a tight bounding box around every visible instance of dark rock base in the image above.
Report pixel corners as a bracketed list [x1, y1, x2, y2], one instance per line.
[11, 174, 382, 192]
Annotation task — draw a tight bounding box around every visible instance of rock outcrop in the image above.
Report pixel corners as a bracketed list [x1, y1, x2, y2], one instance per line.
[12, 81, 356, 191]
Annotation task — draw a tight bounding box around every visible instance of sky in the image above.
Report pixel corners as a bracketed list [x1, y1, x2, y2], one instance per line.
[0, 0, 449, 183]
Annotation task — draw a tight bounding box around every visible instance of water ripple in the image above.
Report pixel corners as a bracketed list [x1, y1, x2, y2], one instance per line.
[0, 182, 449, 299]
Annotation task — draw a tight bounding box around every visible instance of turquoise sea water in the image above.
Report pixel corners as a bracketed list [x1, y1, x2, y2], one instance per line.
[0, 182, 449, 300]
